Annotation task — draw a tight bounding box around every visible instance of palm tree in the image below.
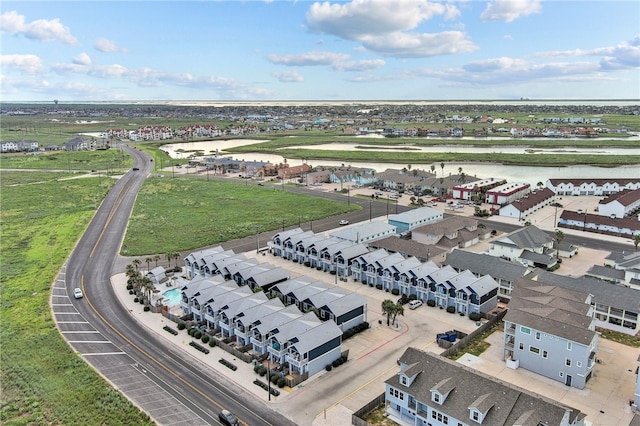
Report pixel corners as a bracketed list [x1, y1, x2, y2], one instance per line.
[536, 181, 544, 190]
[145, 257, 153, 272]
[382, 299, 396, 326]
[391, 302, 405, 327]
[132, 258, 141, 271]
[440, 162, 445, 177]
[430, 164, 435, 175]
[141, 277, 155, 305]
[154, 254, 161, 267]
[172, 252, 181, 268]
[458, 167, 463, 175]
[555, 230, 565, 259]
[633, 234, 640, 252]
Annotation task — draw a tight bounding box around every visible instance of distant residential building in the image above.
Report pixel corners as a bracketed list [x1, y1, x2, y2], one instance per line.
[386, 348, 586, 426]
[558, 211, 640, 237]
[388, 207, 443, 233]
[499, 188, 556, 220]
[546, 178, 640, 196]
[329, 221, 397, 244]
[485, 182, 531, 205]
[452, 178, 507, 200]
[598, 189, 640, 219]
[412, 216, 486, 250]
[503, 278, 597, 389]
[488, 225, 557, 269]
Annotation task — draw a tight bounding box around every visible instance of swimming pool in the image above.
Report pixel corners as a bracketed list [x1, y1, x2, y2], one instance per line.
[162, 288, 182, 306]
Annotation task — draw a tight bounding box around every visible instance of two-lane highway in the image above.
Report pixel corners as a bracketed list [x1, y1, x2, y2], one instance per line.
[55, 147, 295, 426]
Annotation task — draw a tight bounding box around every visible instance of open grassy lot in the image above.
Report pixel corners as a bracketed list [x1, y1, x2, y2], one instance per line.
[0, 171, 153, 425]
[0, 148, 132, 173]
[123, 176, 360, 255]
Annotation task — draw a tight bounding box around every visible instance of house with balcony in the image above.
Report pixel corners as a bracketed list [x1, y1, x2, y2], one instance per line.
[443, 250, 532, 301]
[503, 278, 597, 389]
[217, 292, 269, 339]
[531, 269, 640, 336]
[201, 251, 245, 278]
[386, 348, 586, 426]
[333, 244, 370, 277]
[398, 261, 440, 298]
[452, 178, 506, 201]
[284, 320, 343, 376]
[488, 225, 557, 269]
[318, 240, 354, 274]
[379, 256, 422, 292]
[271, 228, 304, 257]
[350, 248, 391, 283]
[233, 297, 285, 346]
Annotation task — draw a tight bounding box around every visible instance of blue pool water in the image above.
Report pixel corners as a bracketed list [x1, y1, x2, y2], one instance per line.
[162, 288, 182, 306]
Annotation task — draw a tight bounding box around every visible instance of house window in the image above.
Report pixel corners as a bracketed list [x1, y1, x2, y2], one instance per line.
[577, 361, 582, 367]
[542, 350, 548, 359]
[529, 346, 540, 355]
[520, 326, 531, 334]
[567, 342, 572, 351]
[559, 371, 564, 377]
[472, 410, 480, 421]
[401, 376, 407, 386]
[535, 332, 541, 340]
[565, 358, 572, 367]
[433, 393, 440, 403]
[519, 343, 524, 350]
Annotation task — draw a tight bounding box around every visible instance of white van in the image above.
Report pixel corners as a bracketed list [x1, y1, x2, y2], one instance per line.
[409, 300, 423, 310]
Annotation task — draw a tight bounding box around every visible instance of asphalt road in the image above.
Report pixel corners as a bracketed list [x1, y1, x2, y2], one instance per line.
[56, 147, 296, 426]
[55, 151, 632, 425]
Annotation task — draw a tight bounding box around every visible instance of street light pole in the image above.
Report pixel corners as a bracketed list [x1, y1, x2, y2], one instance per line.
[255, 225, 260, 254]
[369, 201, 372, 222]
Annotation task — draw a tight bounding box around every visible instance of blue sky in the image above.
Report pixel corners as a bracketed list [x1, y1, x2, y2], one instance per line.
[1, 1, 639, 102]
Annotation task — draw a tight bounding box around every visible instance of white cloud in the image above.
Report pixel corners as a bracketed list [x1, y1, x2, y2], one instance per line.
[306, 0, 455, 40]
[94, 37, 127, 53]
[538, 37, 640, 70]
[272, 70, 304, 83]
[305, 0, 473, 58]
[362, 31, 477, 58]
[73, 52, 92, 66]
[480, 0, 542, 23]
[266, 51, 350, 66]
[1, 54, 45, 74]
[332, 59, 385, 71]
[0, 11, 78, 45]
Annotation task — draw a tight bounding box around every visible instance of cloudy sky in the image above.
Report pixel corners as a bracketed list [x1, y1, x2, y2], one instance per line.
[1, 0, 639, 102]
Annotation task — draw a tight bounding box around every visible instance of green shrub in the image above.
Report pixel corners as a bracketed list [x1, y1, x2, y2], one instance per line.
[391, 289, 400, 296]
[194, 330, 202, 339]
[427, 300, 436, 307]
[208, 338, 217, 347]
[277, 377, 286, 388]
[133, 297, 139, 303]
[143, 306, 150, 312]
[408, 294, 417, 300]
[325, 364, 332, 371]
[177, 321, 186, 330]
[469, 312, 482, 321]
[446, 306, 456, 314]
[375, 284, 383, 290]
[201, 334, 210, 344]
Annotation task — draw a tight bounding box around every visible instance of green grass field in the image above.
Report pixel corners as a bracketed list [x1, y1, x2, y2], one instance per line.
[123, 176, 360, 255]
[0, 171, 153, 425]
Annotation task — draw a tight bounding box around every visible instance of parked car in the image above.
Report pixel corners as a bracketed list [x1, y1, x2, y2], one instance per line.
[132, 167, 139, 171]
[218, 409, 239, 426]
[73, 288, 83, 299]
[409, 300, 423, 310]
[339, 220, 349, 226]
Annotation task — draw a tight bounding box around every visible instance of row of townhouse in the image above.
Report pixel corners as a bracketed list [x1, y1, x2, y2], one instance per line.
[559, 210, 640, 237]
[177, 275, 342, 378]
[488, 225, 558, 269]
[509, 126, 598, 138]
[443, 248, 640, 336]
[173, 124, 222, 139]
[387, 348, 586, 426]
[498, 187, 556, 220]
[1, 139, 39, 153]
[598, 188, 640, 219]
[129, 126, 173, 141]
[546, 178, 640, 196]
[452, 178, 507, 200]
[270, 227, 499, 316]
[103, 123, 259, 141]
[182, 247, 367, 330]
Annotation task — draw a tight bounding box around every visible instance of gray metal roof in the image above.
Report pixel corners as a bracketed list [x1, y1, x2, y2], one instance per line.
[532, 269, 640, 313]
[290, 320, 342, 356]
[386, 348, 584, 425]
[443, 250, 530, 281]
[506, 279, 596, 345]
